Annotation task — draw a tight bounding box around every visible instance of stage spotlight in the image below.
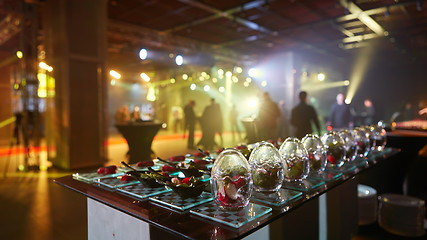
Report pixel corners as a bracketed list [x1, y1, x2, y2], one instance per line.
[140, 73, 150, 82]
[175, 55, 183, 66]
[139, 49, 148, 60]
[317, 73, 325, 81]
[109, 70, 121, 79]
[248, 68, 258, 78]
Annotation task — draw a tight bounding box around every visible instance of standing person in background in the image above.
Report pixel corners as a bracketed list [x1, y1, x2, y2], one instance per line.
[197, 98, 220, 150]
[326, 93, 353, 130]
[171, 106, 183, 133]
[212, 99, 224, 147]
[361, 98, 375, 125]
[229, 104, 241, 141]
[183, 100, 196, 149]
[115, 105, 130, 124]
[290, 91, 321, 139]
[130, 106, 142, 122]
[256, 92, 280, 141]
[278, 100, 289, 139]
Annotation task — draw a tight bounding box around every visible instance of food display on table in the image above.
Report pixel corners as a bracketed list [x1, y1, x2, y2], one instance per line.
[301, 134, 327, 174]
[249, 141, 284, 193]
[120, 174, 135, 182]
[161, 165, 179, 172]
[371, 124, 387, 151]
[125, 169, 170, 188]
[360, 126, 376, 152]
[97, 165, 117, 175]
[169, 155, 186, 162]
[234, 144, 252, 159]
[165, 176, 207, 198]
[321, 132, 346, 167]
[193, 150, 210, 159]
[211, 149, 253, 210]
[135, 160, 155, 168]
[279, 137, 309, 181]
[338, 129, 358, 163]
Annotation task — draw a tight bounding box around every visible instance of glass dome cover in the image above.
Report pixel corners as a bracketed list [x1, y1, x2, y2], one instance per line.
[279, 137, 309, 182]
[352, 128, 370, 157]
[321, 131, 346, 167]
[301, 134, 327, 174]
[338, 129, 358, 162]
[211, 148, 253, 210]
[371, 124, 387, 151]
[249, 141, 284, 193]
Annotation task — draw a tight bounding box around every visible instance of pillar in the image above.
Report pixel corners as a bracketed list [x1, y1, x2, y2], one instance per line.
[44, 0, 108, 169]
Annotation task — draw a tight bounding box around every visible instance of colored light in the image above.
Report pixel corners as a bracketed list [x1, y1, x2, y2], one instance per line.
[247, 98, 258, 108]
[219, 86, 225, 93]
[235, 66, 242, 73]
[16, 51, 23, 59]
[109, 70, 121, 79]
[218, 69, 224, 75]
[140, 73, 150, 82]
[170, 78, 175, 83]
[225, 71, 232, 78]
[110, 79, 116, 86]
[318, 73, 325, 81]
[261, 81, 267, 87]
[175, 55, 183, 66]
[203, 85, 210, 92]
[139, 49, 148, 60]
[248, 68, 258, 78]
[182, 74, 188, 80]
[190, 83, 196, 90]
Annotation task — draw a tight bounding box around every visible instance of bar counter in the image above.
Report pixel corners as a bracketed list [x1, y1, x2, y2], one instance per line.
[55, 148, 399, 240]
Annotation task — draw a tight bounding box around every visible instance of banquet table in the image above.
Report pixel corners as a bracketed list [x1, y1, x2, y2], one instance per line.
[115, 122, 163, 164]
[55, 148, 399, 240]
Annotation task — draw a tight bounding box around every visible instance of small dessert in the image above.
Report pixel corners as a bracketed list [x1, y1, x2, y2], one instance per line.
[97, 165, 117, 175]
[161, 165, 178, 172]
[279, 138, 309, 181]
[169, 155, 185, 162]
[120, 174, 135, 182]
[136, 160, 154, 168]
[166, 176, 207, 198]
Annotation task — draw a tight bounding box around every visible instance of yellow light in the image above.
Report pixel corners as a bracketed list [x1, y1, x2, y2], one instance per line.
[190, 83, 196, 90]
[18, 165, 25, 171]
[39, 62, 48, 69]
[246, 77, 252, 83]
[218, 69, 224, 75]
[247, 98, 258, 108]
[244, 82, 249, 87]
[182, 74, 188, 80]
[203, 85, 210, 92]
[109, 70, 121, 79]
[201, 72, 207, 77]
[16, 51, 23, 59]
[261, 81, 267, 87]
[199, 76, 204, 81]
[232, 76, 238, 83]
[170, 78, 175, 83]
[219, 86, 225, 93]
[318, 73, 325, 81]
[205, 74, 210, 79]
[225, 71, 232, 78]
[146, 87, 156, 101]
[162, 123, 167, 128]
[110, 79, 116, 86]
[248, 68, 258, 78]
[13, 83, 19, 90]
[140, 73, 150, 82]
[235, 66, 243, 73]
[344, 80, 350, 86]
[212, 78, 217, 83]
[345, 99, 351, 104]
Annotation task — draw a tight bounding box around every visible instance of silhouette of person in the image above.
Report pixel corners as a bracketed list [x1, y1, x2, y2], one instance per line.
[229, 104, 241, 141]
[361, 98, 375, 125]
[115, 105, 130, 124]
[171, 106, 183, 133]
[197, 98, 220, 150]
[184, 100, 196, 149]
[256, 92, 280, 141]
[130, 106, 142, 122]
[326, 93, 353, 129]
[290, 91, 321, 139]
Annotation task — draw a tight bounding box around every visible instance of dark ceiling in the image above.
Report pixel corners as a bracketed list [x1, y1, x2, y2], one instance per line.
[1, 0, 427, 72]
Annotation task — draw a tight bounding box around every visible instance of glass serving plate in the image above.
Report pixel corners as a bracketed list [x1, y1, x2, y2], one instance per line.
[251, 188, 302, 207]
[95, 176, 139, 188]
[190, 202, 272, 228]
[309, 167, 343, 182]
[117, 184, 170, 200]
[149, 191, 214, 211]
[72, 172, 123, 183]
[282, 178, 326, 192]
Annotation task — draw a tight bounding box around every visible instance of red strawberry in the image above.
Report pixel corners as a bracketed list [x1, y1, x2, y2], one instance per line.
[162, 165, 178, 172]
[308, 153, 315, 160]
[217, 191, 227, 203]
[120, 175, 134, 182]
[136, 160, 154, 167]
[327, 155, 336, 164]
[233, 178, 246, 189]
[182, 177, 190, 184]
[169, 155, 185, 162]
[97, 167, 106, 174]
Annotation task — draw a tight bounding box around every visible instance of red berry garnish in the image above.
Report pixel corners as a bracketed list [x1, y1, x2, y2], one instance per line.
[169, 155, 185, 162]
[136, 160, 154, 167]
[97, 167, 106, 174]
[162, 165, 178, 172]
[120, 175, 134, 181]
[327, 155, 336, 164]
[182, 178, 190, 184]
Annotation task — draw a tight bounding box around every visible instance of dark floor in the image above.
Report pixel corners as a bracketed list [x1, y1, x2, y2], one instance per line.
[0, 131, 425, 240]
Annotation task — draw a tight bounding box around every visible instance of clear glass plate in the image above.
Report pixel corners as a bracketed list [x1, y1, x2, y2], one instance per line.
[149, 191, 214, 211]
[309, 168, 343, 182]
[117, 184, 170, 199]
[190, 202, 272, 228]
[251, 188, 302, 207]
[282, 178, 325, 192]
[95, 177, 139, 188]
[72, 172, 122, 182]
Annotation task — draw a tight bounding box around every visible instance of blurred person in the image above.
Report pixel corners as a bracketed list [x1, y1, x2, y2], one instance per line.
[115, 105, 130, 124]
[360, 98, 375, 125]
[197, 98, 220, 150]
[171, 106, 183, 133]
[278, 100, 289, 139]
[326, 93, 353, 129]
[229, 104, 241, 141]
[131, 106, 142, 122]
[256, 92, 280, 140]
[183, 100, 196, 149]
[290, 91, 321, 139]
